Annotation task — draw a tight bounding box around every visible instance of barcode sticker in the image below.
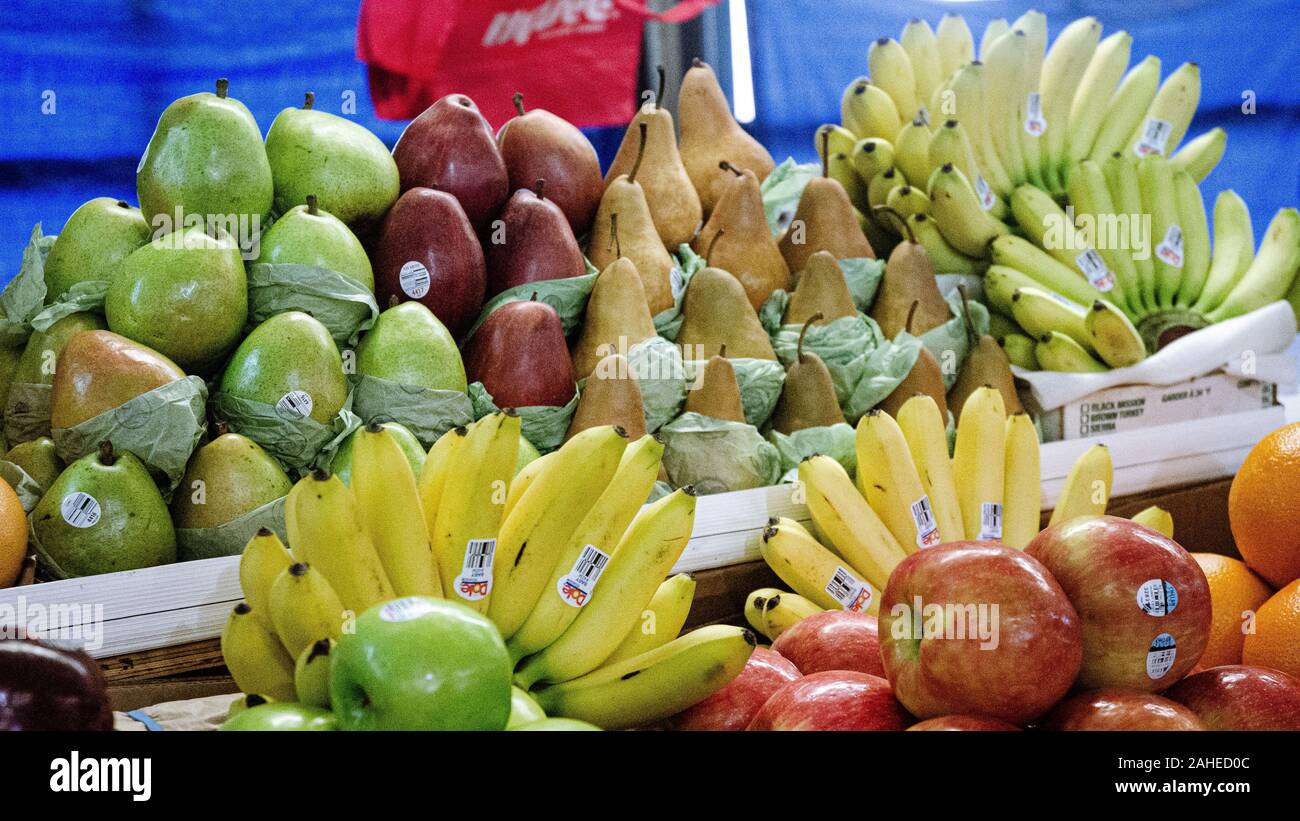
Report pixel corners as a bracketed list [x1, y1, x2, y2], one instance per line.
[975, 175, 996, 211]
[556, 544, 612, 608]
[400, 260, 431, 299]
[60, 492, 101, 529]
[1156, 224, 1184, 268]
[669, 267, 686, 300]
[910, 496, 941, 548]
[978, 502, 1003, 541]
[453, 538, 496, 602]
[1136, 579, 1179, 617]
[1076, 249, 1117, 292]
[1146, 632, 1177, 679]
[825, 565, 873, 613]
[1023, 92, 1046, 136]
[1133, 118, 1173, 157]
[275, 390, 314, 419]
[379, 597, 439, 622]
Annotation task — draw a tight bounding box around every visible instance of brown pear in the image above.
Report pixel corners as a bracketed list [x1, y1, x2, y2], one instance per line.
[570, 257, 658, 379]
[679, 59, 775, 215]
[605, 68, 702, 249]
[869, 207, 950, 339]
[587, 124, 675, 315]
[785, 250, 857, 326]
[770, 314, 846, 433]
[565, 354, 647, 441]
[692, 162, 790, 310]
[676, 266, 776, 361]
[778, 134, 875, 273]
[878, 303, 950, 420]
[948, 289, 1023, 417]
[50, 331, 186, 429]
[684, 347, 746, 422]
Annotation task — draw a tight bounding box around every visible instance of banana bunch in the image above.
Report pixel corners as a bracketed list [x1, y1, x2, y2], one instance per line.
[828, 12, 1300, 371]
[222, 416, 756, 729]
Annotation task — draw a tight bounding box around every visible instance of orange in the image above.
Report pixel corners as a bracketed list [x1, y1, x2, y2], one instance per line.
[1242, 578, 1300, 678]
[1193, 553, 1274, 667]
[1229, 422, 1300, 588]
[0, 480, 28, 588]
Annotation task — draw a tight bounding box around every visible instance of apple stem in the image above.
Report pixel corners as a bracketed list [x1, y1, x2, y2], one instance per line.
[628, 122, 647, 185]
[609, 213, 622, 258]
[655, 65, 666, 109]
[512, 92, 525, 117]
[306, 195, 319, 216]
[533, 179, 546, 200]
[704, 226, 725, 260]
[303, 91, 314, 110]
[797, 312, 823, 361]
[215, 78, 229, 98]
[905, 301, 919, 336]
[97, 440, 116, 466]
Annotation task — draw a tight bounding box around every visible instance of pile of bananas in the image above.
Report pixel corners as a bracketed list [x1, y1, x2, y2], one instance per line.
[825, 12, 1300, 372]
[221, 414, 756, 731]
[757, 388, 1159, 615]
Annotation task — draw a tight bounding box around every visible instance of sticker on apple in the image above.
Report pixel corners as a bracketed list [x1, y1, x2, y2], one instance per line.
[909, 495, 940, 548]
[378, 597, 439, 623]
[978, 502, 1003, 541]
[60, 492, 101, 529]
[556, 544, 611, 608]
[1146, 632, 1177, 679]
[275, 390, 314, 419]
[453, 538, 496, 602]
[1136, 579, 1179, 617]
[825, 566, 872, 613]
[399, 260, 431, 299]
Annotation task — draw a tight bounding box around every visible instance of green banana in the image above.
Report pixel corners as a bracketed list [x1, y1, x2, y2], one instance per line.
[1127, 62, 1200, 159]
[928, 163, 1009, 256]
[1206, 208, 1300, 322]
[885, 184, 930, 221]
[930, 119, 1005, 218]
[946, 61, 1013, 195]
[908, 213, 984, 275]
[841, 77, 904, 141]
[1085, 300, 1148, 368]
[1002, 333, 1040, 369]
[1010, 286, 1092, 348]
[894, 115, 934, 190]
[1192, 190, 1254, 314]
[1062, 31, 1133, 174]
[1170, 127, 1226, 183]
[1088, 56, 1161, 163]
[1138, 154, 1183, 309]
[868, 167, 902, 220]
[1173, 170, 1211, 308]
[987, 237, 1111, 308]
[1012, 10, 1049, 190]
[1103, 152, 1157, 313]
[1036, 331, 1109, 372]
[1036, 15, 1100, 193]
[1066, 159, 1140, 316]
[983, 264, 1043, 316]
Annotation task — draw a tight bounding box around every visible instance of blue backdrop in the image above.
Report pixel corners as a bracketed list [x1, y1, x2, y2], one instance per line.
[2, 0, 1297, 277]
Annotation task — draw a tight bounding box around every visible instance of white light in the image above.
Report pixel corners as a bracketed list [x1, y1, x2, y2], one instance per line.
[728, 0, 756, 123]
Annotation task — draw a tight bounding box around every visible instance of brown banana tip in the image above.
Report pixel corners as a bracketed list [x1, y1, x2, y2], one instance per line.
[311, 467, 330, 481]
[613, 425, 629, 438]
[234, 602, 252, 615]
[307, 639, 332, 661]
[765, 594, 781, 610]
[289, 562, 309, 576]
[761, 525, 777, 541]
[256, 527, 273, 537]
[245, 694, 268, 708]
[681, 484, 698, 497]
[741, 629, 758, 647]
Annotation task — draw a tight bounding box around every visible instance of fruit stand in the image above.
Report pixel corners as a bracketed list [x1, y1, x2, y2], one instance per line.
[2, 2, 1300, 755]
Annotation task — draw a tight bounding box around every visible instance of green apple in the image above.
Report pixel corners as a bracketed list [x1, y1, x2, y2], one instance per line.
[220, 702, 335, 731]
[329, 422, 425, 485]
[330, 596, 511, 730]
[512, 718, 601, 731]
[507, 685, 546, 729]
[225, 693, 272, 720]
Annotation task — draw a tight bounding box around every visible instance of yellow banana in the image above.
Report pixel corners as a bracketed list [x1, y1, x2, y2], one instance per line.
[981, 28, 1029, 186]
[798, 454, 907, 591]
[514, 488, 697, 688]
[828, 150, 869, 212]
[901, 18, 943, 114]
[1012, 10, 1049, 190]
[431, 412, 520, 613]
[1062, 31, 1133, 173]
[1001, 412, 1041, 548]
[1131, 505, 1174, 539]
[1085, 299, 1147, 368]
[979, 19, 1010, 61]
[856, 409, 939, 552]
[221, 602, 296, 701]
[815, 123, 858, 159]
[929, 118, 1005, 218]
[238, 527, 293, 633]
[286, 471, 394, 616]
[894, 116, 934, 191]
[851, 137, 895, 184]
[935, 13, 975, 79]
[493, 427, 639, 647]
[416, 425, 465, 541]
[908, 213, 984, 275]
[1192, 190, 1253, 314]
[353, 423, 440, 597]
[895, 393, 964, 544]
[744, 588, 824, 641]
[269, 562, 345, 659]
[1049, 444, 1113, 526]
[502, 450, 552, 522]
[1036, 16, 1101, 192]
[293, 638, 334, 710]
[1088, 55, 1161, 163]
[532, 625, 755, 730]
[928, 163, 1009, 257]
[945, 62, 1013, 196]
[1036, 331, 1109, 372]
[604, 572, 695, 666]
[1010, 184, 1118, 297]
[761, 517, 879, 613]
[1010, 286, 1093, 349]
[868, 167, 903, 218]
[989, 235, 1112, 309]
[1127, 62, 1201, 159]
[841, 77, 902, 141]
[886, 183, 930, 221]
[869, 37, 919, 120]
[952, 385, 1007, 541]
[1170, 127, 1226, 183]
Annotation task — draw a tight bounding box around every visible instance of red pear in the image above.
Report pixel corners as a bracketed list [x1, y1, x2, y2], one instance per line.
[497, 93, 603, 237]
[463, 300, 575, 408]
[485, 183, 586, 298]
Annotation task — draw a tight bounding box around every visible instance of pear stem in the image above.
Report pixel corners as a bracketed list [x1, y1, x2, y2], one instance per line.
[533, 179, 546, 200]
[718, 161, 743, 177]
[957, 284, 977, 348]
[389, 294, 399, 309]
[365, 420, 384, 434]
[609, 213, 622, 258]
[718, 343, 728, 358]
[655, 65, 666, 109]
[215, 78, 229, 98]
[214, 421, 229, 437]
[628, 122, 648, 185]
[821, 129, 830, 178]
[905, 301, 920, 336]
[872, 206, 915, 243]
[97, 440, 116, 466]
[306, 194, 319, 216]
[303, 92, 314, 110]
[692, 57, 706, 68]
[512, 92, 526, 117]
[530, 292, 539, 302]
[704, 227, 725, 260]
[797, 313, 823, 361]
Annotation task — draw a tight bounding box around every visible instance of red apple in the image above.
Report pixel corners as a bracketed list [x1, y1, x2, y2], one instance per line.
[1026, 515, 1211, 692]
[907, 715, 1021, 731]
[671, 647, 800, 731]
[1042, 688, 1205, 730]
[1164, 665, 1300, 730]
[771, 610, 884, 676]
[746, 671, 911, 731]
[879, 542, 1082, 725]
[0, 638, 113, 730]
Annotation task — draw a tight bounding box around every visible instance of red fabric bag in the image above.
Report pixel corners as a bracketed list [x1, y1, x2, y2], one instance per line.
[357, 0, 718, 128]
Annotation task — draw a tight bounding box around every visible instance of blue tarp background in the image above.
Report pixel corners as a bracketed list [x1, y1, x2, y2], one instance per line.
[2, 0, 1297, 278]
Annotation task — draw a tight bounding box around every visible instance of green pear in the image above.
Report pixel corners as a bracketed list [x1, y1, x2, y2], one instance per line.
[0, 345, 20, 410]
[329, 422, 425, 486]
[106, 226, 248, 374]
[44, 198, 151, 298]
[4, 437, 63, 489]
[31, 442, 176, 578]
[170, 428, 293, 529]
[265, 92, 400, 227]
[12, 313, 106, 387]
[136, 79, 273, 230]
[50, 331, 185, 430]
[355, 301, 466, 392]
[516, 436, 540, 475]
[220, 311, 347, 425]
[254, 197, 373, 291]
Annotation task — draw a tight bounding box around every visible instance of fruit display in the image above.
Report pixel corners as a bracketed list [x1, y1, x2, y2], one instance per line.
[824, 11, 1300, 368]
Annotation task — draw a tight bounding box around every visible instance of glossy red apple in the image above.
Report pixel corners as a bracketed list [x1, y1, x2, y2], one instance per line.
[1164, 665, 1300, 730]
[879, 542, 1082, 725]
[0, 638, 113, 730]
[1026, 515, 1211, 692]
[746, 671, 911, 731]
[1042, 688, 1205, 730]
[771, 610, 884, 676]
[671, 647, 800, 731]
[907, 715, 1021, 731]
